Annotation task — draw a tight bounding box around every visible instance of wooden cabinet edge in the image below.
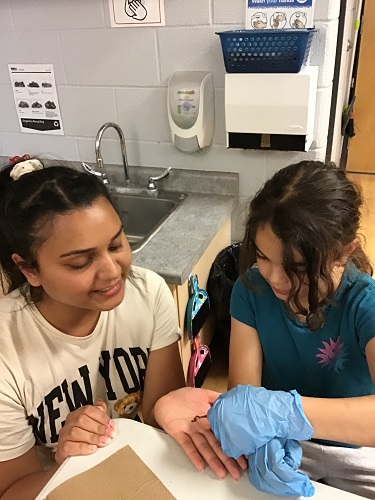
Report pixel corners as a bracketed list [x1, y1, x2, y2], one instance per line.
[168, 218, 231, 379]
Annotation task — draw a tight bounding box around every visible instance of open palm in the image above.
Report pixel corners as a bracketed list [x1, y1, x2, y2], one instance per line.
[154, 387, 247, 480]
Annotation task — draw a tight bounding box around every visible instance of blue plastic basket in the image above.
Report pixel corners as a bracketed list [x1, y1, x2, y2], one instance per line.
[216, 28, 315, 74]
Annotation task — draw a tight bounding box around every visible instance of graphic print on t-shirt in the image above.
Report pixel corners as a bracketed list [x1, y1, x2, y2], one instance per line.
[114, 390, 143, 419]
[315, 336, 348, 374]
[27, 347, 148, 445]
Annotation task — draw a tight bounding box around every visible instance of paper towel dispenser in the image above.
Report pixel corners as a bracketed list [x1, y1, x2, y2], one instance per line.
[225, 66, 318, 152]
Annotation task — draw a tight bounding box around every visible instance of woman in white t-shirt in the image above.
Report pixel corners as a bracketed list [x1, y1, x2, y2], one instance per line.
[0, 160, 244, 499]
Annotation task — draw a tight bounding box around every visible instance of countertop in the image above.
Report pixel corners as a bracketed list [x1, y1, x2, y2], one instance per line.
[132, 192, 236, 285]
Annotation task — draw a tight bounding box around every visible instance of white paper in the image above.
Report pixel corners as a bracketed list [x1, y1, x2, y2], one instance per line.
[8, 64, 64, 135]
[245, 0, 315, 30]
[109, 0, 165, 27]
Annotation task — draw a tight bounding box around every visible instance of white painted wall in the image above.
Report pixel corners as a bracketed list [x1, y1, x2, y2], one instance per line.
[0, 0, 340, 240]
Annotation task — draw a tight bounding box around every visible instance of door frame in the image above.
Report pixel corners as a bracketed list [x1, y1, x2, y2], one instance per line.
[339, 0, 366, 170]
[325, 0, 365, 167]
[325, 0, 348, 163]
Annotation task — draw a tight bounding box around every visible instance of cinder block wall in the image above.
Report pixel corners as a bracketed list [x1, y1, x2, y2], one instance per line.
[0, 0, 340, 240]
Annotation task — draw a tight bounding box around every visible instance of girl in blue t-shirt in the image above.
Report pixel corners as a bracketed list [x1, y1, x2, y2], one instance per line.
[217, 160, 375, 497]
[156, 161, 375, 498]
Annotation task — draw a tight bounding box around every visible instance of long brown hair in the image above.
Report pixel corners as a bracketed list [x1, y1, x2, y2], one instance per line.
[240, 161, 372, 330]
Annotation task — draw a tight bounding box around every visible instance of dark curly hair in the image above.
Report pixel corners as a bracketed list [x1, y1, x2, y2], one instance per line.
[240, 160, 373, 331]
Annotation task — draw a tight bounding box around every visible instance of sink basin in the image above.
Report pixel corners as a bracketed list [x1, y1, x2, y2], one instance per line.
[110, 190, 187, 253]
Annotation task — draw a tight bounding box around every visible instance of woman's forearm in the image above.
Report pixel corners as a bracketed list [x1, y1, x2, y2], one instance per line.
[2, 466, 58, 500]
[302, 394, 375, 447]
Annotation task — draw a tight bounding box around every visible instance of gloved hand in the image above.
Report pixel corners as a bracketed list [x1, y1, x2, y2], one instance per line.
[207, 385, 313, 458]
[249, 438, 315, 497]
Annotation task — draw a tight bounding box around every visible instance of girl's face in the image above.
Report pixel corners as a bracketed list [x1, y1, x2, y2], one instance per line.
[26, 196, 132, 312]
[254, 223, 308, 302]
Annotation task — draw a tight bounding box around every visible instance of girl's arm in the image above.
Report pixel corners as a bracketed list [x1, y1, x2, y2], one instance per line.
[302, 394, 375, 446]
[229, 318, 375, 447]
[0, 447, 58, 500]
[228, 317, 263, 389]
[142, 340, 185, 427]
[302, 336, 375, 447]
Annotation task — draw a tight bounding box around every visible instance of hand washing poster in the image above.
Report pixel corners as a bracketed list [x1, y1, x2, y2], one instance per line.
[109, 0, 165, 27]
[246, 0, 314, 30]
[8, 63, 64, 135]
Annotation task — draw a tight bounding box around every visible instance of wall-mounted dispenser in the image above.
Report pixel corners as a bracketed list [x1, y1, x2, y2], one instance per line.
[167, 71, 214, 153]
[225, 66, 318, 152]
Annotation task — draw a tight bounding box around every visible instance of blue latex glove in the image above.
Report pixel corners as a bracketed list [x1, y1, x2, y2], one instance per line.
[207, 385, 313, 458]
[249, 438, 315, 497]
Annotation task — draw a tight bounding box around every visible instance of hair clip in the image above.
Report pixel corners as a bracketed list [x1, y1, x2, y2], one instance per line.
[9, 159, 44, 181]
[9, 154, 31, 165]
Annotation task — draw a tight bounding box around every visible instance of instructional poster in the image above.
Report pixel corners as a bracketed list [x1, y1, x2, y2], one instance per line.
[246, 0, 314, 30]
[8, 64, 64, 135]
[109, 0, 165, 27]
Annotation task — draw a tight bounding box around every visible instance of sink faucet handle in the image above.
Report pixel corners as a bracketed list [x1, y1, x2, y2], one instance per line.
[148, 167, 171, 183]
[82, 162, 109, 185]
[148, 167, 171, 192]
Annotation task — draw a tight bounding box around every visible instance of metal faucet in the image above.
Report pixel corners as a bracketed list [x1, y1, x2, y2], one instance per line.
[95, 122, 131, 186]
[147, 167, 171, 192]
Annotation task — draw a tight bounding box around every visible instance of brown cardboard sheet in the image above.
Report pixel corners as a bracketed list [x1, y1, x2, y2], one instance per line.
[47, 445, 176, 499]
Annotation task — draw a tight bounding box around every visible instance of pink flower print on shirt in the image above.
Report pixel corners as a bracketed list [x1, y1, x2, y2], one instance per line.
[316, 336, 348, 374]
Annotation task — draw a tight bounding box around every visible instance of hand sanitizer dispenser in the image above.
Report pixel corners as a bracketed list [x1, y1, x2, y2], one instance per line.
[168, 71, 214, 153]
[225, 66, 318, 152]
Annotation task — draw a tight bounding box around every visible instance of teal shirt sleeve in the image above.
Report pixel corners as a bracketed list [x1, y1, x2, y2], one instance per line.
[355, 282, 375, 354]
[230, 271, 258, 329]
[230, 268, 267, 329]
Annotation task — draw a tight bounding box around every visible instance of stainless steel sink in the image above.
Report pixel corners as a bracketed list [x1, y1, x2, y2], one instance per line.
[110, 190, 187, 253]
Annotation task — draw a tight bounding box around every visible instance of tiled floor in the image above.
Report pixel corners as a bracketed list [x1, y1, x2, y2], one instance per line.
[203, 171, 375, 393]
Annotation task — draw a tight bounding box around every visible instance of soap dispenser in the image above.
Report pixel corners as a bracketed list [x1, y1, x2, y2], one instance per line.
[167, 71, 214, 153]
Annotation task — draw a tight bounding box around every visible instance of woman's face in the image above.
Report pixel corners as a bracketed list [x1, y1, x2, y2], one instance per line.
[28, 196, 132, 312]
[254, 223, 308, 302]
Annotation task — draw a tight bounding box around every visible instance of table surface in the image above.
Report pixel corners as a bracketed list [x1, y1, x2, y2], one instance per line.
[36, 419, 362, 500]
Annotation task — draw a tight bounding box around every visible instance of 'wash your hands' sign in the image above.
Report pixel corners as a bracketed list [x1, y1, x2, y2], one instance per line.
[246, 0, 314, 30]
